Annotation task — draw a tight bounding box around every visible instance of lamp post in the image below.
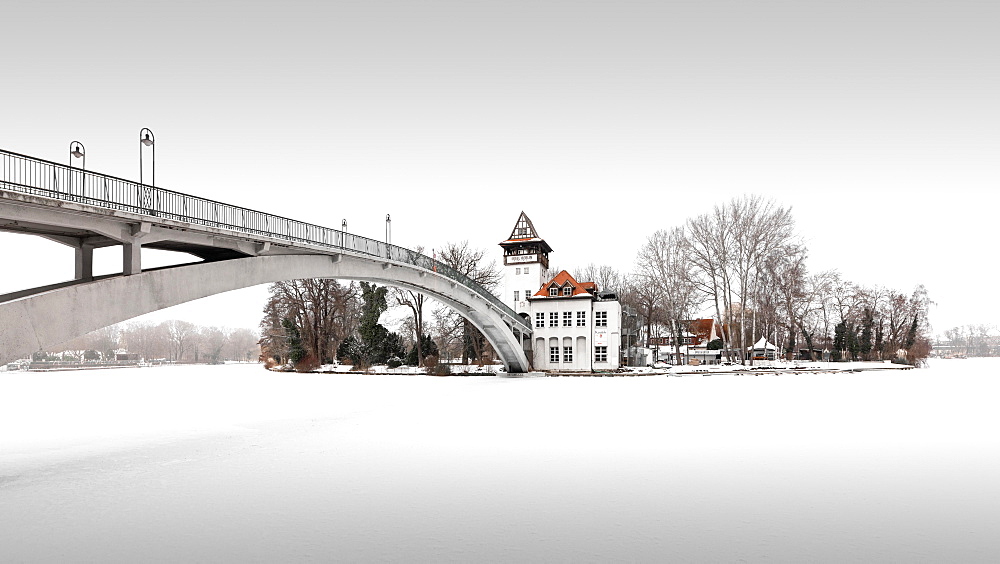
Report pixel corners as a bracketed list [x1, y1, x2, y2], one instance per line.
[139, 128, 155, 213]
[139, 128, 155, 186]
[69, 141, 85, 200]
[385, 214, 391, 246]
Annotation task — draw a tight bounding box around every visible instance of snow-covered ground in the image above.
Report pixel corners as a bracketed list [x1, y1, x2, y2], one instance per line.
[2, 358, 999, 562]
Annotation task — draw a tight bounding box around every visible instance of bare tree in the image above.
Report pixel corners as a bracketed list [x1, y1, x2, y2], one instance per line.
[573, 263, 625, 293]
[392, 246, 430, 367]
[200, 326, 228, 364]
[227, 328, 260, 362]
[118, 321, 170, 361]
[686, 196, 795, 363]
[635, 227, 702, 364]
[260, 279, 360, 365]
[727, 196, 795, 363]
[686, 205, 736, 359]
[166, 320, 197, 362]
[431, 304, 464, 362]
[438, 241, 501, 365]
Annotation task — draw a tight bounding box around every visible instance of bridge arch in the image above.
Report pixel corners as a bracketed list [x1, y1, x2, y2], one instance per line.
[0, 254, 532, 372]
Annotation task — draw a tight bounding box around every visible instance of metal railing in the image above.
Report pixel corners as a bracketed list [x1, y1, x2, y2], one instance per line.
[0, 148, 530, 333]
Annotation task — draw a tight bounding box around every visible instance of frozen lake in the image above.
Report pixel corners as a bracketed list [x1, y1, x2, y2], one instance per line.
[3, 359, 999, 562]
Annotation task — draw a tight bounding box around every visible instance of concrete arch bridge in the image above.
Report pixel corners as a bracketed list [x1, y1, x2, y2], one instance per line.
[0, 149, 532, 371]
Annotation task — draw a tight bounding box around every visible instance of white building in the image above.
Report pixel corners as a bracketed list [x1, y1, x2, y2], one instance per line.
[500, 213, 623, 372]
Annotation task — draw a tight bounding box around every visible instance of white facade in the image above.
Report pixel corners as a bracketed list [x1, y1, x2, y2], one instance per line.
[504, 259, 546, 315]
[528, 290, 622, 372]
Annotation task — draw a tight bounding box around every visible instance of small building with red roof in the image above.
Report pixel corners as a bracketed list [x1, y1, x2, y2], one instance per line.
[525, 269, 623, 371]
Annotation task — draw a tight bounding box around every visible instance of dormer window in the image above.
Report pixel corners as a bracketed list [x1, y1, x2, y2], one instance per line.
[549, 287, 558, 297]
[562, 286, 573, 296]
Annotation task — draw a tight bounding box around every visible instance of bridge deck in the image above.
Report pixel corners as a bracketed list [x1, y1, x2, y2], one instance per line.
[1, 148, 530, 335]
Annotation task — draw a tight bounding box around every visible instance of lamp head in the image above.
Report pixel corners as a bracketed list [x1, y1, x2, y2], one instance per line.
[71, 146, 84, 159]
[141, 133, 154, 147]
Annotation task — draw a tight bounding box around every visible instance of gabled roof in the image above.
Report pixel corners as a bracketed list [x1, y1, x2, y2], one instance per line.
[531, 270, 596, 298]
[687, 319, 717, 342]
[499, 212, 553, 253]
[507, 211, 541, 241]
[750, 337, 778, 350]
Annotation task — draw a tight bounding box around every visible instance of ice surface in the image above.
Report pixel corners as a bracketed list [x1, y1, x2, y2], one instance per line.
[3, 359, 1000, 562]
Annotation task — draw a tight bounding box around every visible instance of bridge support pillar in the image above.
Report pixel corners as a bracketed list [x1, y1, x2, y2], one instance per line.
[123, 241, 141, 275]
[74, 244, 94, 281]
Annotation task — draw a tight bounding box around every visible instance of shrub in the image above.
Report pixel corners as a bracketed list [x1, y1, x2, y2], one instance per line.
[427, 362, 452, 376]
[294, 353, 320, 373]
[387, 357, 403, 369]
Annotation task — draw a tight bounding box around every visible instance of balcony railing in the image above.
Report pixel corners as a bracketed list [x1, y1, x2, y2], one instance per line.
[1, 148, 529, 333]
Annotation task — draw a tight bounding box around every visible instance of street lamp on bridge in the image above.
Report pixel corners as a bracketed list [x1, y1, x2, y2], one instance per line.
[139, 128, 156, 213]
[69, 141, 85, 199]
[139, 128, 155, 187]
[69, 141, 86, 167]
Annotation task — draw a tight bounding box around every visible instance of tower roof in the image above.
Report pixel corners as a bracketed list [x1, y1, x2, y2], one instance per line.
[507, 211, 541, 241]
[499, 212, 553, 253]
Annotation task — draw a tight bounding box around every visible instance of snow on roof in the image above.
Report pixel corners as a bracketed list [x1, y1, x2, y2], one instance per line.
[750, 337, 778, 350]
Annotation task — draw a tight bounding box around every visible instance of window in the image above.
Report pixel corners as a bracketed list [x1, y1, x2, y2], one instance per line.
[562, 286, 573, 296]
[535, 313, 545, 328]
[563, 346, 573, 363]
[577, 311, 586, 326]
[549, 312, 558, 327]
[549, 346, 560, 363]
[549, 287, 558, 297]
[526, 289, 532, 300]
[595, 346, 608, 363]
[514, 291, 520, 302]
[524, 267, 529, 274]
[562, 312, 572, 326]
[516, 267, 521, 275]
[595, 311, 608, 327]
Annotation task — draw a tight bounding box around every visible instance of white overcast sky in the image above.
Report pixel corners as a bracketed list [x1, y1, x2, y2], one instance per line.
[1, 0, 997, 334]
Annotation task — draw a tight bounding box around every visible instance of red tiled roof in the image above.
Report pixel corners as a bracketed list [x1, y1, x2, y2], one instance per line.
[532, 270, 596, 298]
[688, 319, 716, 342]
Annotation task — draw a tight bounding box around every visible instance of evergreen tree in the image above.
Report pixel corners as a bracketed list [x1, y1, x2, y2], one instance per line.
[356, 282, 389, 367]
[905, 315, 919, 349]
[337, 336, 358, 364]
[406, 333, 439, 365]
[833, 321, 847, 361]
[282, 318, 306, 364]
[847, 324, 860, 360]
[859, 308, 873, 360]
[380, 331, 406, 364]
[874, 320, 884, 361]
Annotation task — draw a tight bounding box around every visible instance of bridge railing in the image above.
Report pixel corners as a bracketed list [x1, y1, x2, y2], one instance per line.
[0, 149, 530, 333]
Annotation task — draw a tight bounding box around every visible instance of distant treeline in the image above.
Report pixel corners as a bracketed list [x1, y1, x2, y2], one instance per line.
[38, 321, 259, 364]
[936, 325, 1000, 357]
